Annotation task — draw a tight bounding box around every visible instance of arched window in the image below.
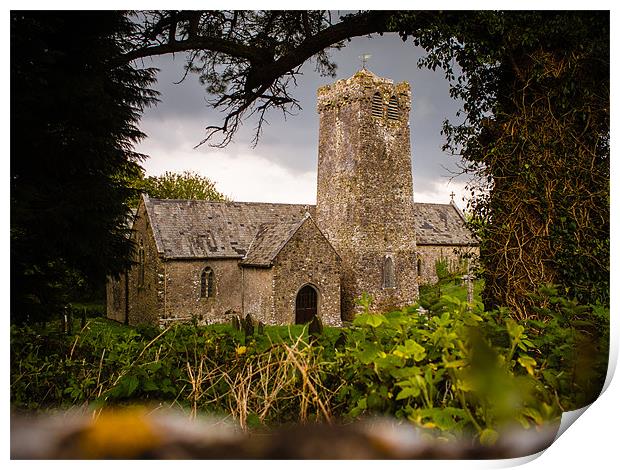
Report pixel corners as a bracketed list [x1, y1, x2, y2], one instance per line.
[200, 267, 214, 298]
[383, 256, 396, 288]
[371, 92, 383, 118]
[417, 258, 423, 276]
[387, 95, 400, 120]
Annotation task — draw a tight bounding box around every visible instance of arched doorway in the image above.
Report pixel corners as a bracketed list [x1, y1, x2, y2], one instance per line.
[295, 285, 318, 324]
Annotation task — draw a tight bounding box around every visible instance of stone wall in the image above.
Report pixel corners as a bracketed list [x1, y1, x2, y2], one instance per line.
[105, 274, 127, 323]
[272, 218, 341, 326]
[125, 201, 164, 326]
[417, 245, 479, 285]
[241, 266, 274, 323]
[316, 70, 418, 319]
[160, 259, 243, 325]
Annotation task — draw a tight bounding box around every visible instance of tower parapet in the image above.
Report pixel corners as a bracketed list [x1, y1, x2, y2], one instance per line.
[316, 69, 418, 320]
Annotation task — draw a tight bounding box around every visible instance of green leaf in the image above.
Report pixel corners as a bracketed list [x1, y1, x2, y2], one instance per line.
[395, 339, 426, 361]
[366, 315, 385, 328]
[358, 343, 383, 364]
[389, 366, 422, 379]
[367, 392, 383, 409]
[120, 374, 139, 397]
[142, 379, 159, 392]
[396, 387, 421, 400]
[353, 313, 385, 328]
[443, 359, 467, 369]
[518, 355, 537, 375]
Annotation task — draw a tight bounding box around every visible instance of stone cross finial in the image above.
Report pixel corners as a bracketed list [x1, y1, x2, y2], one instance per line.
[359, 53, 372, 70]
[450, 191, 455, 202]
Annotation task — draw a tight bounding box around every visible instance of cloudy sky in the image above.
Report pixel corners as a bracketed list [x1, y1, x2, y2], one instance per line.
[134, 31, 473, 209]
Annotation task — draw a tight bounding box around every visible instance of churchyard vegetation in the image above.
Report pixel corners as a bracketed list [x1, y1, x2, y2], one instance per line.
[11, 282, 608, 444]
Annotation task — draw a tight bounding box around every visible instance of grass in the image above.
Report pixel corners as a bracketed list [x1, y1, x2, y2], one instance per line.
[70, 301, 106, 317]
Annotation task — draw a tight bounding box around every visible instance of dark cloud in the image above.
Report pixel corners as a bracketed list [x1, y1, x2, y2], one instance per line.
[136, 33, 469, 204]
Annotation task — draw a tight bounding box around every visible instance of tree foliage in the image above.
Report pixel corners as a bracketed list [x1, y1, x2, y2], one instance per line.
[121, 10, 423, 146]
[398, 11, 609, 314]
[11, 12, 158, 323]
[132, 170, 227, 203]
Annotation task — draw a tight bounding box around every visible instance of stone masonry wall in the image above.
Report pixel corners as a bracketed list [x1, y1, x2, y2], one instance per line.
[125, 201, 164, 326]
[417, 245, 480, 285]
[105, 274, 126, 323]
[241, 266, 274, 323]
[272, 218, 341, 326]
[161, 259, 243, 325]
[316, 70, 418, 319]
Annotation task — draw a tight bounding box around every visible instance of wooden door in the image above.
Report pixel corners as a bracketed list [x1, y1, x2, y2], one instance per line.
[295, 285, 317, 324]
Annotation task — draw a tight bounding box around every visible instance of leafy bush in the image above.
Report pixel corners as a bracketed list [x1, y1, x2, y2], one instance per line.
[333, 300, 559, 442]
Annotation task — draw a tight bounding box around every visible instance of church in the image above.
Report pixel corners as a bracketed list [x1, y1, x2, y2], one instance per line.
[106, 69, 478, 327]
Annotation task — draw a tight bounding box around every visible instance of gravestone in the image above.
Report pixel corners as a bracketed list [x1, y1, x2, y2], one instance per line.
[308, 316, 323, 343]
[243, 313, 254, 338]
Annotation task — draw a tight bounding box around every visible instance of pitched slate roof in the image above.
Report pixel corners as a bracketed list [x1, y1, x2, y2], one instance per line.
[413, 202, 478, 246]
[241, 218, 308, 267]
[142, 196, 477, 259]
[143, 196, 313, 259]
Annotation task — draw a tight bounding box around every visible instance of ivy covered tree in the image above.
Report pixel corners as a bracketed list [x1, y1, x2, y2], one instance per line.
[396, 11, 610, 315]
[11, 12, 158, 323]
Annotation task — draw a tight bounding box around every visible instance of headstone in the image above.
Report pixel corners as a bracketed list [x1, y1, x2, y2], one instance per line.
[334, 331, 347, 349]
[308, 316, 323, 342]
[466, 275, 474, 306]
[231, 315, 242, 331]
[60, 311, 67, 334]
[257, 321, 265, 335]
[466, 259, 474, 308]
[243, 313, 254, 338]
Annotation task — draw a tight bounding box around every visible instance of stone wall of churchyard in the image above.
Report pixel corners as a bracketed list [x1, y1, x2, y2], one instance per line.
[160, 259, 243, 325]
[416, 245, 480, 285]
[241, 266, 274, 323]
[272, 219, 342, 326]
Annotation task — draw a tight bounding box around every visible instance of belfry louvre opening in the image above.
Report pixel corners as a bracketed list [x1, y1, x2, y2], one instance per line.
[371, 92, 383, 118]
[387, 96, 400, 120]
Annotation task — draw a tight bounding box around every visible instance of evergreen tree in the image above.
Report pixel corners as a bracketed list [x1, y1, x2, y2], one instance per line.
[11, 11, 158, 323]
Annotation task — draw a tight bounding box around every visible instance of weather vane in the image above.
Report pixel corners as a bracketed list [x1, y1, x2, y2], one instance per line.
[359, 53, 372, 70]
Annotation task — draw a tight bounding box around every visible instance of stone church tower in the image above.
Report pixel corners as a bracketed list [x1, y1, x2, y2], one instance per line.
[316, 69, 419, 320]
